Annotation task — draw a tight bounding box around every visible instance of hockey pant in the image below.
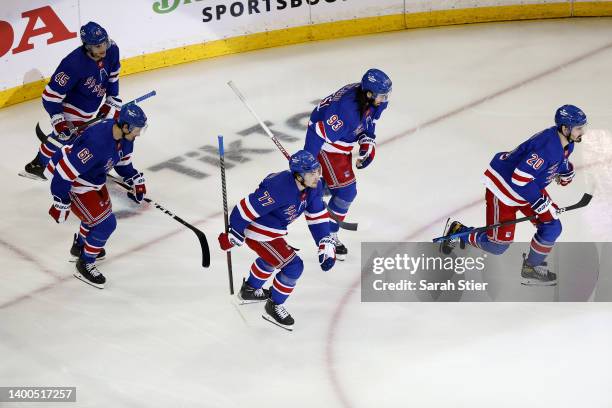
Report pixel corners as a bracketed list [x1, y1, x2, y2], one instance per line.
[318, 151, 357, 233]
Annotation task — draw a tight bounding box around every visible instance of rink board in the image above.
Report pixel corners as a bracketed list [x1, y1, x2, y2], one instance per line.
[1, 0, 612, 107]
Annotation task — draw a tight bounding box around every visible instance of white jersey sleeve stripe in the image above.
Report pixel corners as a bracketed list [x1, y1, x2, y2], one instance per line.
[513, 168, 535, 179]
[244, 196, 261, 219]
[43, 85, 65, 98]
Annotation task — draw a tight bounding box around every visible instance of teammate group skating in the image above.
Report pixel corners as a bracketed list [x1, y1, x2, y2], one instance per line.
[20, 21, 591, 330]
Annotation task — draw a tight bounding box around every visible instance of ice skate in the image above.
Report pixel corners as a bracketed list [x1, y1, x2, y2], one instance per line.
[74, 258, 106, 289]
[19, 155, 47, 181]
[237, 278, 270, 305]
[330, 232, 347, 261]
[262, 299, 294, 331]
[521, 253, 557, 286]
[440, 218, 469, 255]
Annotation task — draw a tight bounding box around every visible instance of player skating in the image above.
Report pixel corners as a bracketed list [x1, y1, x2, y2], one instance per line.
[46, 104, 148, 289]
[218, 150, 336, 330]
[303, 69, 391, 260]
[22, 22, 122, 180]
[441, 105, 588, 286]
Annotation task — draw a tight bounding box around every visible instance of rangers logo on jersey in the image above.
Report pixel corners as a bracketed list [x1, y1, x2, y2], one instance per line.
[104, 158, 114, 173]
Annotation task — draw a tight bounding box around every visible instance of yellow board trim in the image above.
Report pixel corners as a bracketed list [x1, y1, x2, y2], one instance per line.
[1, 2, 611, 109]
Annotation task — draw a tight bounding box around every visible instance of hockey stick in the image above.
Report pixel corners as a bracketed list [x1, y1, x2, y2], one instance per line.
[107, 174, 211, 268]
[35, 90, 157, 148]
[227, 80, 358, 231]
[218, 135, 235, 294]
[432, 193, 593, 243]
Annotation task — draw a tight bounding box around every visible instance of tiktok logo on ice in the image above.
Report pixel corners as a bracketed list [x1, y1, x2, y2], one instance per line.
[147, 107, 310, 179]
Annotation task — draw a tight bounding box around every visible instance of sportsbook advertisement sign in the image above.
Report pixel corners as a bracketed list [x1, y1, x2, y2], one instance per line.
[361, 242, 611, 301]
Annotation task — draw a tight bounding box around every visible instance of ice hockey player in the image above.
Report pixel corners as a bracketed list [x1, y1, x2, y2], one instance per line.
[22, 21, 122, 180]
[303, 68, 391, 260]
[46, 103, 148, 289]
[218, 150, 337, 330]
[441, 105, 587, 286]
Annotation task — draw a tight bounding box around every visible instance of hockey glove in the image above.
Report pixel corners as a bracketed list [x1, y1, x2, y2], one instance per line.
[318, 236, 336, 271]
[49, 195, 71, 223]
[218, 228, 245, 251]
[531, 194, 558, 224]
[124, 172, 147, 204]
[556, 162, 574, 186]
[97, 96, 122, 120]
[50, 113, 73, 141]
[355, 135, 376, 169]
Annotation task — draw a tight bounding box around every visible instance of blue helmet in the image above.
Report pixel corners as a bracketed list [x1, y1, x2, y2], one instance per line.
[289, 150, 320, 176]
[555, 104, 587, 130]
[118, 103, 147, 132]
[361, 69, 392, 97]
[80, 22, 109, 46]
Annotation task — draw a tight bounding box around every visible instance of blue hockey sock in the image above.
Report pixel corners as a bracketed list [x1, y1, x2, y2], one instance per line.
[38, 141, 58, 166]
[77, 223, 90, 246]
[526, 234, 554, 266]
[246, 258, 274, 289]
[329, 219, 340, 234]
[271, 272, 296, 304]
[270, 258, 303, 304]
[79, 215, 116, 263]
[81, 238, 106, 264]
[467, 231, 509, 255]
[327, 196, 351, 234]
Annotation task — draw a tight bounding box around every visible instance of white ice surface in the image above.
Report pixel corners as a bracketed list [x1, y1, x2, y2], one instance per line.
[1, 18, 612, 408]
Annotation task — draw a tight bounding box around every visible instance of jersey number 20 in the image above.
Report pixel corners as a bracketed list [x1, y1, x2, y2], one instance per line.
[526, 153, 544, 170]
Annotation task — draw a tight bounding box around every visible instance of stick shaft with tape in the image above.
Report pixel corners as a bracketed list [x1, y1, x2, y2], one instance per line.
[218, 135, 235, 294]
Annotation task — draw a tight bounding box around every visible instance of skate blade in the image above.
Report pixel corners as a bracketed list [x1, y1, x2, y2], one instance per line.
[439, 218, 452, 254]
[262, 314, 293, 331]
[18, 171, 46, 181]
[235, 294, 267, 305]
[521, 278, 557, 287]
[336, 254, 347, 262]
[73, 272, 105, 289]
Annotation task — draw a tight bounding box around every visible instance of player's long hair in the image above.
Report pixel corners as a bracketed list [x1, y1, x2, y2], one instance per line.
[356, 87, 371, 119]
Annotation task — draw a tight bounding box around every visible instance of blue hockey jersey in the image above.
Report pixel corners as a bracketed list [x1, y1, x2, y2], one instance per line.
[304, 83, 387, 156]
[47, 120, 138, 201]
[484, 126, 573, 207]
[229, 171, 331, 245]
[42, 43, 121, 122]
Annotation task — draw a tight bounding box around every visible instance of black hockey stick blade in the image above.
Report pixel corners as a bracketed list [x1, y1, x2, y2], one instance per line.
[325, 203, 358, 231]
[108, 175, 210, 268]
[36, 123, 63, 149]
[35, 122, 49, 143]
[161, 209, 211, 268]
[558, 193, 592, 213]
